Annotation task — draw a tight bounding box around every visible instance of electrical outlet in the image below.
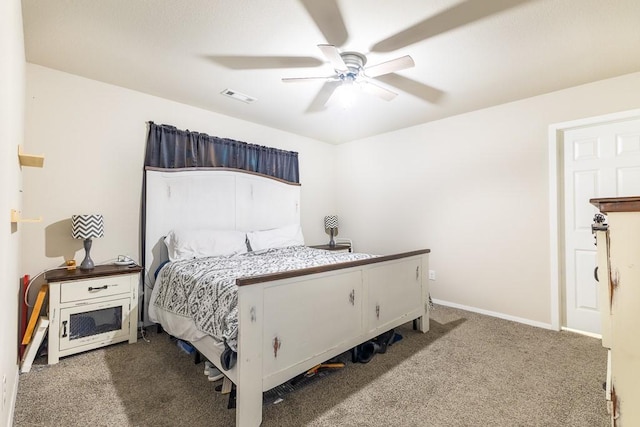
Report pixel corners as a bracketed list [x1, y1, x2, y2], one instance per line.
[428, 270, 436, 281]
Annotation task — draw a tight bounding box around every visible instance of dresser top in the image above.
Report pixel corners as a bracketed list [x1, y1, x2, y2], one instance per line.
[45, 264, 143, 282]
[590, 197, 640, 213]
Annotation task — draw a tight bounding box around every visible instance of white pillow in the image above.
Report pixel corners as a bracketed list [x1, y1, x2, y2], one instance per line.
[246, 224, 305, 251]
[164, 229, 248, 261]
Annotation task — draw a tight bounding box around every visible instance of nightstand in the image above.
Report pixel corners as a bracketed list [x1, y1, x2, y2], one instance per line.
[310, 243, 352, 253]
[44, 264, 142, 364]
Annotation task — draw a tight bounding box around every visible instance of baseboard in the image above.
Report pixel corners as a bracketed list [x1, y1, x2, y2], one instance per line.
[5, 369, 18, 427]
[560, 326, 602, 340]
[431, 299, 557, 331]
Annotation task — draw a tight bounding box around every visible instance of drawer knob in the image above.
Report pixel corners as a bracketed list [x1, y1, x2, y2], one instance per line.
[88, 285, 108, 291]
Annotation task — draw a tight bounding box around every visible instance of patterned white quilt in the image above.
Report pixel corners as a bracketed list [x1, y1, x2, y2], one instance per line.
[152, 246, 376, 351]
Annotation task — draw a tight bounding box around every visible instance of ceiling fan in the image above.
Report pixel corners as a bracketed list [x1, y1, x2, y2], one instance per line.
[208, 0, 534, 110]
[282, 44, 415, 103]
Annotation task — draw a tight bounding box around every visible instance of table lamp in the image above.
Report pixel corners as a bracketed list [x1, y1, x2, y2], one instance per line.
[324, 215, 338, 248]
[71, 214, 104, 270]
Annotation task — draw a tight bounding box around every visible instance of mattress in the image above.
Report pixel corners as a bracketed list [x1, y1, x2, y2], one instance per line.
[148, 246, 376, 351]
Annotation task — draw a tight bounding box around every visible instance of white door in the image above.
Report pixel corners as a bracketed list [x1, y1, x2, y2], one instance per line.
[563, 118, 640, 334]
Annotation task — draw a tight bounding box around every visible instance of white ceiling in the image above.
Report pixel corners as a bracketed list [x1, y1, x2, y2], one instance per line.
[21, 0, 640, 144]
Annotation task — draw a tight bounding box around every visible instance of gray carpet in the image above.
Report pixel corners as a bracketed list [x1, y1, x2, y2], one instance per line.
[13, 305, 609, 426]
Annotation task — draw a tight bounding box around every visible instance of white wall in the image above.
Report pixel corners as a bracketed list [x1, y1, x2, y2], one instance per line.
[0, 0, 25, 425]
[336, 71, 640, 327]
[20, 56, 640, 351]
[22, 64, 336, 294]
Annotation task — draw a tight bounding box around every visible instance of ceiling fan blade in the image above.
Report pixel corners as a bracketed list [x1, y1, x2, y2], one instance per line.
[359, 80, 398, 101]
[306, 81, 341, 113]
[282, 76, 338, 83]
[318, 44, 348, 72]
[375, 74, 445, 104]
[365, 55, 415, 78]
[206, 55, 323, 69]
[299, 0, 348, 47]
[371, 0, 536, 52]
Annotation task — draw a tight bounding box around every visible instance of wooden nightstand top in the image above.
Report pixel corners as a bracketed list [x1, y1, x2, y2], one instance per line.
[45, 264, 143, 282]
[309, 244, 352, 251]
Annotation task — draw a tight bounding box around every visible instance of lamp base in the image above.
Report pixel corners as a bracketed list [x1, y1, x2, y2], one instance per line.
[329, 229, 336, 248]
[79, 238, 95, 270]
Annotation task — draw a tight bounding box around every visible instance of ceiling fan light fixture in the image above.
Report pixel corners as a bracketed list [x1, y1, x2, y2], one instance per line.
[220, 88, 256, 104]
[332, 83, 357, 109]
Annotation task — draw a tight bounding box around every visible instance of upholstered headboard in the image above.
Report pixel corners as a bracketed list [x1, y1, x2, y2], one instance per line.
[143, 167, 301, 323]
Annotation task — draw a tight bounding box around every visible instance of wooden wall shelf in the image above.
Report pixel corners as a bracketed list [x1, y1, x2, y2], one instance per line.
[18, 145, 44, 168]
[11, 209, 42, 223]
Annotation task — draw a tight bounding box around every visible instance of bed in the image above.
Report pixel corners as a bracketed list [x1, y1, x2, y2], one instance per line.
[143, 167, 430, 426]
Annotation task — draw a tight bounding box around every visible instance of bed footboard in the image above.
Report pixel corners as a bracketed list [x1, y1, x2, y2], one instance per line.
[234, 249, 430, 426]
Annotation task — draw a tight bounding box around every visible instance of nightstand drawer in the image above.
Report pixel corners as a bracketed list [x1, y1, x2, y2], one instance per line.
[60, 275, 130, 303]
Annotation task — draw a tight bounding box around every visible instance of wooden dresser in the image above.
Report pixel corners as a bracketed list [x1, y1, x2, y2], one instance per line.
[591, 196, 640, 426]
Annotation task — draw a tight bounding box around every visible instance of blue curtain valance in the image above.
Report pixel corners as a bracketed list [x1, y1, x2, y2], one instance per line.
[144, 122, 299, 183]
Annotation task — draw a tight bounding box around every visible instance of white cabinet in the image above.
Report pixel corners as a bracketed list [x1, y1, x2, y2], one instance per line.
[45, 265, 142, 364]
[591, 197, 640, 426]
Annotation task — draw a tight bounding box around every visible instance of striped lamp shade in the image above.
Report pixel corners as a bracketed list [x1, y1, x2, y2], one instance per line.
[71, 214, 104, 239]
[324, 215, 338, 230]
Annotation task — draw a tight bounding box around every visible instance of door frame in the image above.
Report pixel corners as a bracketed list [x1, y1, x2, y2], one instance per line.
[548, 108, 640, 332]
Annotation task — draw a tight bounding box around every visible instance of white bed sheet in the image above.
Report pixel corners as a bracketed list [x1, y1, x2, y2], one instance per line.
[148, 286, 207, 343]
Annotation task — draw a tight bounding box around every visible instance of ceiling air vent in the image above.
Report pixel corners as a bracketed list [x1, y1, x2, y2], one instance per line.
[220, 89, 256, 104]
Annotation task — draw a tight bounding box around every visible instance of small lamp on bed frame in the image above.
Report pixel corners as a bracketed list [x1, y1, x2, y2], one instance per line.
[324, 215, 339, 248]
[71, 214, 104, 270]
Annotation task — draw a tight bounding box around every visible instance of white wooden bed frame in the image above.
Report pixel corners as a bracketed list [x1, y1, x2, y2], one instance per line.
[144, 167, 430, 426]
